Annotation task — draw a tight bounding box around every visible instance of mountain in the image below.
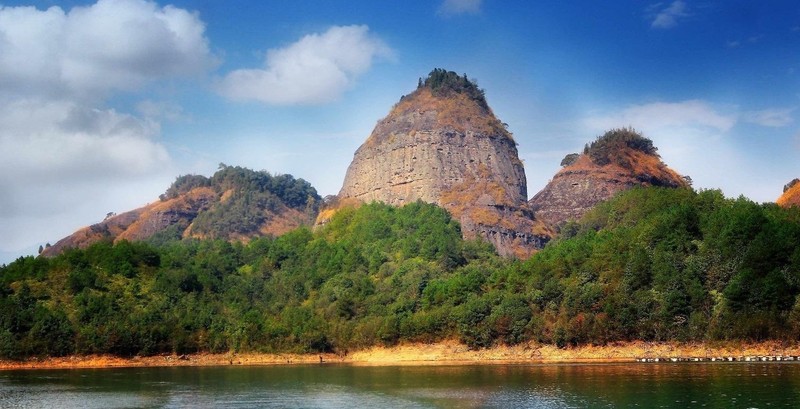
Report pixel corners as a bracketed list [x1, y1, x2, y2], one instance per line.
[41, 165, 320, 257]
[331, 69, 551, 258]
[529, 128, 688, 229]
[778, 179, 800, 208]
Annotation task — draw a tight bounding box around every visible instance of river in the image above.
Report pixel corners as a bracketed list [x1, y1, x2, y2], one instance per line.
[1, 362, 798, 408]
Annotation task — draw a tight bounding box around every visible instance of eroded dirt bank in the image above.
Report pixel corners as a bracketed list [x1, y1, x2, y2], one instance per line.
[2, 340, 799, 370]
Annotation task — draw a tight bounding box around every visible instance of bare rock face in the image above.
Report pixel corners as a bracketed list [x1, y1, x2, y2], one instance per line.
[41, 209, 144, 257]
[336, 69, 550, 257]
[40, 189, 214, 257]
[778, 178, 800, 208]
[530, 128, 688, 229]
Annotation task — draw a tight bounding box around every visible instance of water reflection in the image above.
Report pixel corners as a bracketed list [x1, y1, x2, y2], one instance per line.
[0, 363, 798, 408]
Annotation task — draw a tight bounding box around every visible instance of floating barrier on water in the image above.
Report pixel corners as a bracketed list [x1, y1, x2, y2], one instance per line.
[636, 356, 800, 363]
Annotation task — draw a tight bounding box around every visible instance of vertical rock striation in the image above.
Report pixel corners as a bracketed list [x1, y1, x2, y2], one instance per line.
[336, 69, 550, 257]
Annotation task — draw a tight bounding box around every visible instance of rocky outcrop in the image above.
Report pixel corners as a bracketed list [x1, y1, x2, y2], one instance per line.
[778, 178, 800, 208]
[530, 128, 687, 229]
[41, 187, 215, 257]
[334, 69, 551, 258]
[42, 167, 320, 257]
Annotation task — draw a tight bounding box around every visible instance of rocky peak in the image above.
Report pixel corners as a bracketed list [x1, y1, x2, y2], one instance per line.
[778, 178, 800, 208]
[335, 69, 550, 258]
[530, 128, 688, 229]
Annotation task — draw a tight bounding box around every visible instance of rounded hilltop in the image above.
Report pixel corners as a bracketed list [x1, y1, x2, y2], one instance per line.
[365, 68, 512, 147]
[530, 127, 689, 229]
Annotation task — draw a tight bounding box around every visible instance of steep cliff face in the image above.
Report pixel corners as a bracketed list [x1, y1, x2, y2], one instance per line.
[530, 128, 687, 229]
[42, 166, 320, 257]
[335, 69, 550, 257]
[778, 178, 800, 208]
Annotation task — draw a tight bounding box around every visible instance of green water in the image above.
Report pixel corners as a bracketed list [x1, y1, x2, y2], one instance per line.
[1, 363, 798, 408]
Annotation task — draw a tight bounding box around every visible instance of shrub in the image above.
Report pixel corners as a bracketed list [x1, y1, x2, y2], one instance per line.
[419, 68, 489, 111]
[586, 127, 658, 166]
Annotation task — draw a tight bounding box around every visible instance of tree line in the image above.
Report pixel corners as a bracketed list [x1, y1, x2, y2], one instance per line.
[1, 187, 799, 358]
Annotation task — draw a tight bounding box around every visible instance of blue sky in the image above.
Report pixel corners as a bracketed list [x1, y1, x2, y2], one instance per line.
[1, 0, 799, 264]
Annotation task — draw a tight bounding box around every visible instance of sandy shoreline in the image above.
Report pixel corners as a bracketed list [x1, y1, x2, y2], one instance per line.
[1, 340, 798, 370]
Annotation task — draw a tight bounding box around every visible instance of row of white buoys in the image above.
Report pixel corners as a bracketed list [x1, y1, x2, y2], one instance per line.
[636, 356, 799, 363]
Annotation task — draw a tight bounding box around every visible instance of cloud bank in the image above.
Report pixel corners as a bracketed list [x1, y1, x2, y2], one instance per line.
[218, 25, 392, 105]
[0, 0, 215, 100]
[0, 0, 214, 257]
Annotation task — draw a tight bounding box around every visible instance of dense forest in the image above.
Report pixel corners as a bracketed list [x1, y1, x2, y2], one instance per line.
[161, 164, 321, 241]
[1, 187, 799, 358]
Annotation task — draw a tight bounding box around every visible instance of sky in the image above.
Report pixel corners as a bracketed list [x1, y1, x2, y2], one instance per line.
[1, 0, 799, 264]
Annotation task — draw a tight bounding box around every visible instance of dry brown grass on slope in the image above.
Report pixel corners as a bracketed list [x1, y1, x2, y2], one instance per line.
[365, 88, 512, 147]
[558, 151, 686, 188]
[117, 187, 217, 242]
[5, 340, 800, 370]
[778, 181, 800, 208]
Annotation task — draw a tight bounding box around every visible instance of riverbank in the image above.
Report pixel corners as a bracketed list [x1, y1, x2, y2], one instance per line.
[1, 340, 799, 370]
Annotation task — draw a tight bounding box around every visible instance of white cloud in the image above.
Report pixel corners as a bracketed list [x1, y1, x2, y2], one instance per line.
[439, 0, 482, 16]
[582, 100, 737, 184]
[580, 100, 791, 202]
[0, 99, 174, 251]
[586, 101, 794, 132]
[218, 25, 392, 105]
[0, 100, 168, 185]
[585, 100, 736, 133]
[650, 1, 688, 29]
[0, 0, 216, 99]
[743, 108, 794, 127]
[0, 0, 214, 261]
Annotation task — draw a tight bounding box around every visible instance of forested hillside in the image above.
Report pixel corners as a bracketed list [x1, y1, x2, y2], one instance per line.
[1, 188, 799, 358]
[41, 165, 320, 257]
